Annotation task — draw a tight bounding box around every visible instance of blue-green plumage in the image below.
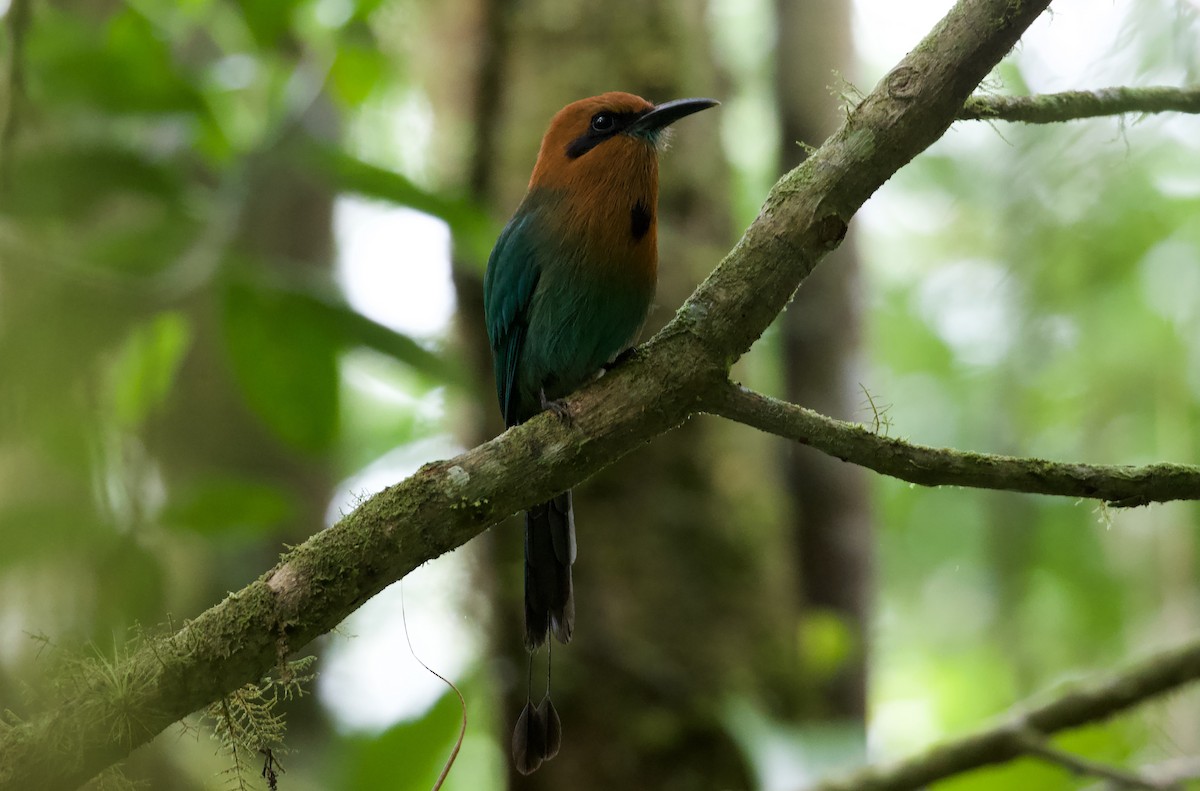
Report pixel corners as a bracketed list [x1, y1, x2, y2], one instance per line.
[485, 189, 654, 429]
[484, 186, 654, 651]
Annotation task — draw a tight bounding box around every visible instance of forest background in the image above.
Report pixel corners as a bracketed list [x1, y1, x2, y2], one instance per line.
[1, 0, 1199, 789]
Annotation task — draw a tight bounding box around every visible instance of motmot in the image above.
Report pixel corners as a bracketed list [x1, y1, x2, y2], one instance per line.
[483, 91, 717, 773]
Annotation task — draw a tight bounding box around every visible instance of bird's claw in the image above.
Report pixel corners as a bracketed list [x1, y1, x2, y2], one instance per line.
[545, 399, 574, 424]
[540, 391, 574, 424]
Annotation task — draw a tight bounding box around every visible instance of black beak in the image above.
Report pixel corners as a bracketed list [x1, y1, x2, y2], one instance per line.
[629, 97, 719, 134]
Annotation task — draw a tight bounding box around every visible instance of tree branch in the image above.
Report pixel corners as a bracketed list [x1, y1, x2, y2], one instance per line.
[0, 0, 1082, 787]
[1013, 730, 1167, 790]
[959, 85, 1200, 123]
[708, 383, 1200, 507]
[807, 636, 1200, 791]
[1092, 757, 1200, 791]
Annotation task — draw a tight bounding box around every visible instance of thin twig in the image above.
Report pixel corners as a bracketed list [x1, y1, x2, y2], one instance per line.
[959, 85, 1200, 123]
[400, 584, 466, 791]
[709, 382, 1200, 506]
[1011, 729, 1169, 790]
[803, 637, 1200, 791]
[1087, 757, 1200, 791]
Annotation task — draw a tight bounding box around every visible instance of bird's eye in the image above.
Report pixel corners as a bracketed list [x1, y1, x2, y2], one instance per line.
[590, 113, 615, 132]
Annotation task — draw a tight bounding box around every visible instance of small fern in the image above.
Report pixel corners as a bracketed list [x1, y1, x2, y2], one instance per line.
[203, 656, 316, 791]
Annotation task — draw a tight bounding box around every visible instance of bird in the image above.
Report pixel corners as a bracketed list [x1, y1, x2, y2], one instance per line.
[483, 91, 718, 774]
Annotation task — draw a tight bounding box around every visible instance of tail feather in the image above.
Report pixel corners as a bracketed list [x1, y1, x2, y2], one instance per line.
[524, 490, 575, 649]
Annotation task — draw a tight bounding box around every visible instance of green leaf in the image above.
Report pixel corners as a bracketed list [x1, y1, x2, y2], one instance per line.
[4, 145, 186, 219]
[28, 7, 205, 115]
[221, 278, 341, 452]
[0, 499, 108, 567]
[161, 476, 294, 536]
[108, 312, 193, 428]
[338, 686, 467, 791]
[339, 349, 443, 473]
[87, 218, 204, 277]
[91, 537, 168, 635]
[347, 0, 389, 24]
[232, 269, 461, 381]
[235, 0, 304, 48]
[268, 279, 462, 384]
[798, 610, 856, 681]
[330, 43, 387, 107]
[297, 143, 497, 264]
[5, 142, 202, 274]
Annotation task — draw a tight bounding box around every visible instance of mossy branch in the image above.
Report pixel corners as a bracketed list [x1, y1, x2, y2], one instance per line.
[960, 85, 1200, 123]
[807, 635, 1200, 791]
[710, 383, 1200, 507]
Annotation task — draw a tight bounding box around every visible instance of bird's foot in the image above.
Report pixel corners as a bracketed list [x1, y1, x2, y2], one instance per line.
[540, 390, 574, 425]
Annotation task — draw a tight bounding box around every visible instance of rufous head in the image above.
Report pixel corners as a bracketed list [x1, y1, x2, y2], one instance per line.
[529, 92, 718, 190]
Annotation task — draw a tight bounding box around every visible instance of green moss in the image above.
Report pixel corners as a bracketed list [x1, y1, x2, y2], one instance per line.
[962, 96, 998, 117]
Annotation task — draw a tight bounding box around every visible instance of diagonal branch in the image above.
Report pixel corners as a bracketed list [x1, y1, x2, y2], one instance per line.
[805, 635, 1200, 791]
[677, 0, 1052, 366]
[0, 1, 1065, 788]
[708, 383, 1200, 507]
[959, 85, 1200, 123]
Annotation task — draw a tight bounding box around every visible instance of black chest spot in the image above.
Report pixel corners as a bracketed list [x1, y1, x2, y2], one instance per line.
[630, 201, 652, 241]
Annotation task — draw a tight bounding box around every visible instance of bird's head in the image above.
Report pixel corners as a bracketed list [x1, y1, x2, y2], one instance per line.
[529, 92, 718, 190]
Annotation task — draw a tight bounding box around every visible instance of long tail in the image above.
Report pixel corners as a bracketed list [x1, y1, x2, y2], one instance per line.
[523, 490, 576, 649]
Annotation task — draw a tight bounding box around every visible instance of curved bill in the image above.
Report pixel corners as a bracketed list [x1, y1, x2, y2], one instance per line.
[630, 97, 720, 134]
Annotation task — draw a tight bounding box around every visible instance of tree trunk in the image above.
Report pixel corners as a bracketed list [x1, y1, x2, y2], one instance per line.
[426, 0, 800, 787]
[774, 0, 873, 725]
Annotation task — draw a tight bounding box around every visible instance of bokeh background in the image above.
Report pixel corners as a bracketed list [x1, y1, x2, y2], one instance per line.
[2, 0, 1199, 788]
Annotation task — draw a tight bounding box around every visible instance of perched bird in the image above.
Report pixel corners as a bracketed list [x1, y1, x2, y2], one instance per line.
[483, 91, 717, 773]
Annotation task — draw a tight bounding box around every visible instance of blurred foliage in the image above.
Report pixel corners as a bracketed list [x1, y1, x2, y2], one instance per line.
[331, 674, 502, 791]
[0, 0, 486, 788]
[1, 0, 1199, 789]
[859, 33, 1200, 788]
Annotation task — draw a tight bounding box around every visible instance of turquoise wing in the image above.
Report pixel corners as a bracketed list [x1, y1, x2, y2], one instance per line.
[484, 211, 542, 427]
